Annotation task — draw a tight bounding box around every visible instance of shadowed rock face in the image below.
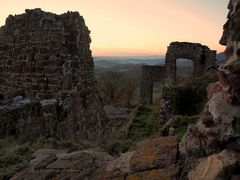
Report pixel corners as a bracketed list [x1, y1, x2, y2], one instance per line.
[0, 9, 109, 143]
[188, 150, 237, 180]
[219, 0, 240, 105]
[181, 1, 240, 179]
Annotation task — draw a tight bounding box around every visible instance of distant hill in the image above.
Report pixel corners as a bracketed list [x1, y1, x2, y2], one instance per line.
[94, 56, 165, 68]
[94, 53, 226, 70]
[93, 60, 120, 68]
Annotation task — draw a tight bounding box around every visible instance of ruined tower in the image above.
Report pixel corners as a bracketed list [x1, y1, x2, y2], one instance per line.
[0, 9, 109, 142]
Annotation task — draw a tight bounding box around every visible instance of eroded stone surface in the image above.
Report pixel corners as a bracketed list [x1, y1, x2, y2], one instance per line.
[130, 137, 178, 172]
[126, 166, 180, 180]
[106, 151, 135, 173]
[188, 150, 237, 180]
[219, 0, 240, 104]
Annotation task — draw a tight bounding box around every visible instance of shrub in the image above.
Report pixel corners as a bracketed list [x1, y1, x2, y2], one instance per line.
[106, 139, 133, 156]
[167, 115, 198, 140]
[174, 78, 208, 115]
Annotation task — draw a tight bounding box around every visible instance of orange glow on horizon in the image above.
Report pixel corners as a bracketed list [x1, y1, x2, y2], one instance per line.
[0, 0, 228, 56]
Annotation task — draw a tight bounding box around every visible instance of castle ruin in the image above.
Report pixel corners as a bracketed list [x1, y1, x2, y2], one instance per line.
[140, 42, 216, 104]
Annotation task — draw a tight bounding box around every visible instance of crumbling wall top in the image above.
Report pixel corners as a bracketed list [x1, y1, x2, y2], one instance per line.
[169, 41, 210, 50]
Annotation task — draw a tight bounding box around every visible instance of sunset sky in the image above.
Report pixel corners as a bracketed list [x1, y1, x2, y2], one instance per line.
[0, 0, 229, 56]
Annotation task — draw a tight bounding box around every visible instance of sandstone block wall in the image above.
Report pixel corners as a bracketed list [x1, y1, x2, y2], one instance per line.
[0, 9, 109, 143]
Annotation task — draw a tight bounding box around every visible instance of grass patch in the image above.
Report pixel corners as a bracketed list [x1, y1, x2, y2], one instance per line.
[0, 137, 29, 178]
[105, 105, 159, 156]
[166, 115, 198, 140]
[106, 139, 133, 156]
[127, 106, 156, 141]
[176, 126, 188, 140]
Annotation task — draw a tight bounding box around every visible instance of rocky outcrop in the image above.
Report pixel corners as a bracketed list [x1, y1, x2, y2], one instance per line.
[0, 9, 109, 143]
[219, 0, 240, 105]
[8, 137, 180, 180]
[180, 0, 240, 179]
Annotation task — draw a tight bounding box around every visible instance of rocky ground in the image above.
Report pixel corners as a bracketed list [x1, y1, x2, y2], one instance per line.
[7, 137, 180, 180]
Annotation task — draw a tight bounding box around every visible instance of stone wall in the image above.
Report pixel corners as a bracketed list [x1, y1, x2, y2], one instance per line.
[0, 8, 92, 99]
[0, 9, 109, 143]
[139, 65, 166, 104]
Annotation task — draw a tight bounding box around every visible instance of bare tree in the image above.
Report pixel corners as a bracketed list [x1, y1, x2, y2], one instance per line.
[97, 71, 123, 105]
[119, 77, 138, 107]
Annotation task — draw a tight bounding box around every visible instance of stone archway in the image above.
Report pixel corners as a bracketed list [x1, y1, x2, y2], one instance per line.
[165, 42, 216, 85]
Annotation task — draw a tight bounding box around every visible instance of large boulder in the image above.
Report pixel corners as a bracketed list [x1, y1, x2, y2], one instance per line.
[130, 137, 178, 172]
[188, 150, 237, 180]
